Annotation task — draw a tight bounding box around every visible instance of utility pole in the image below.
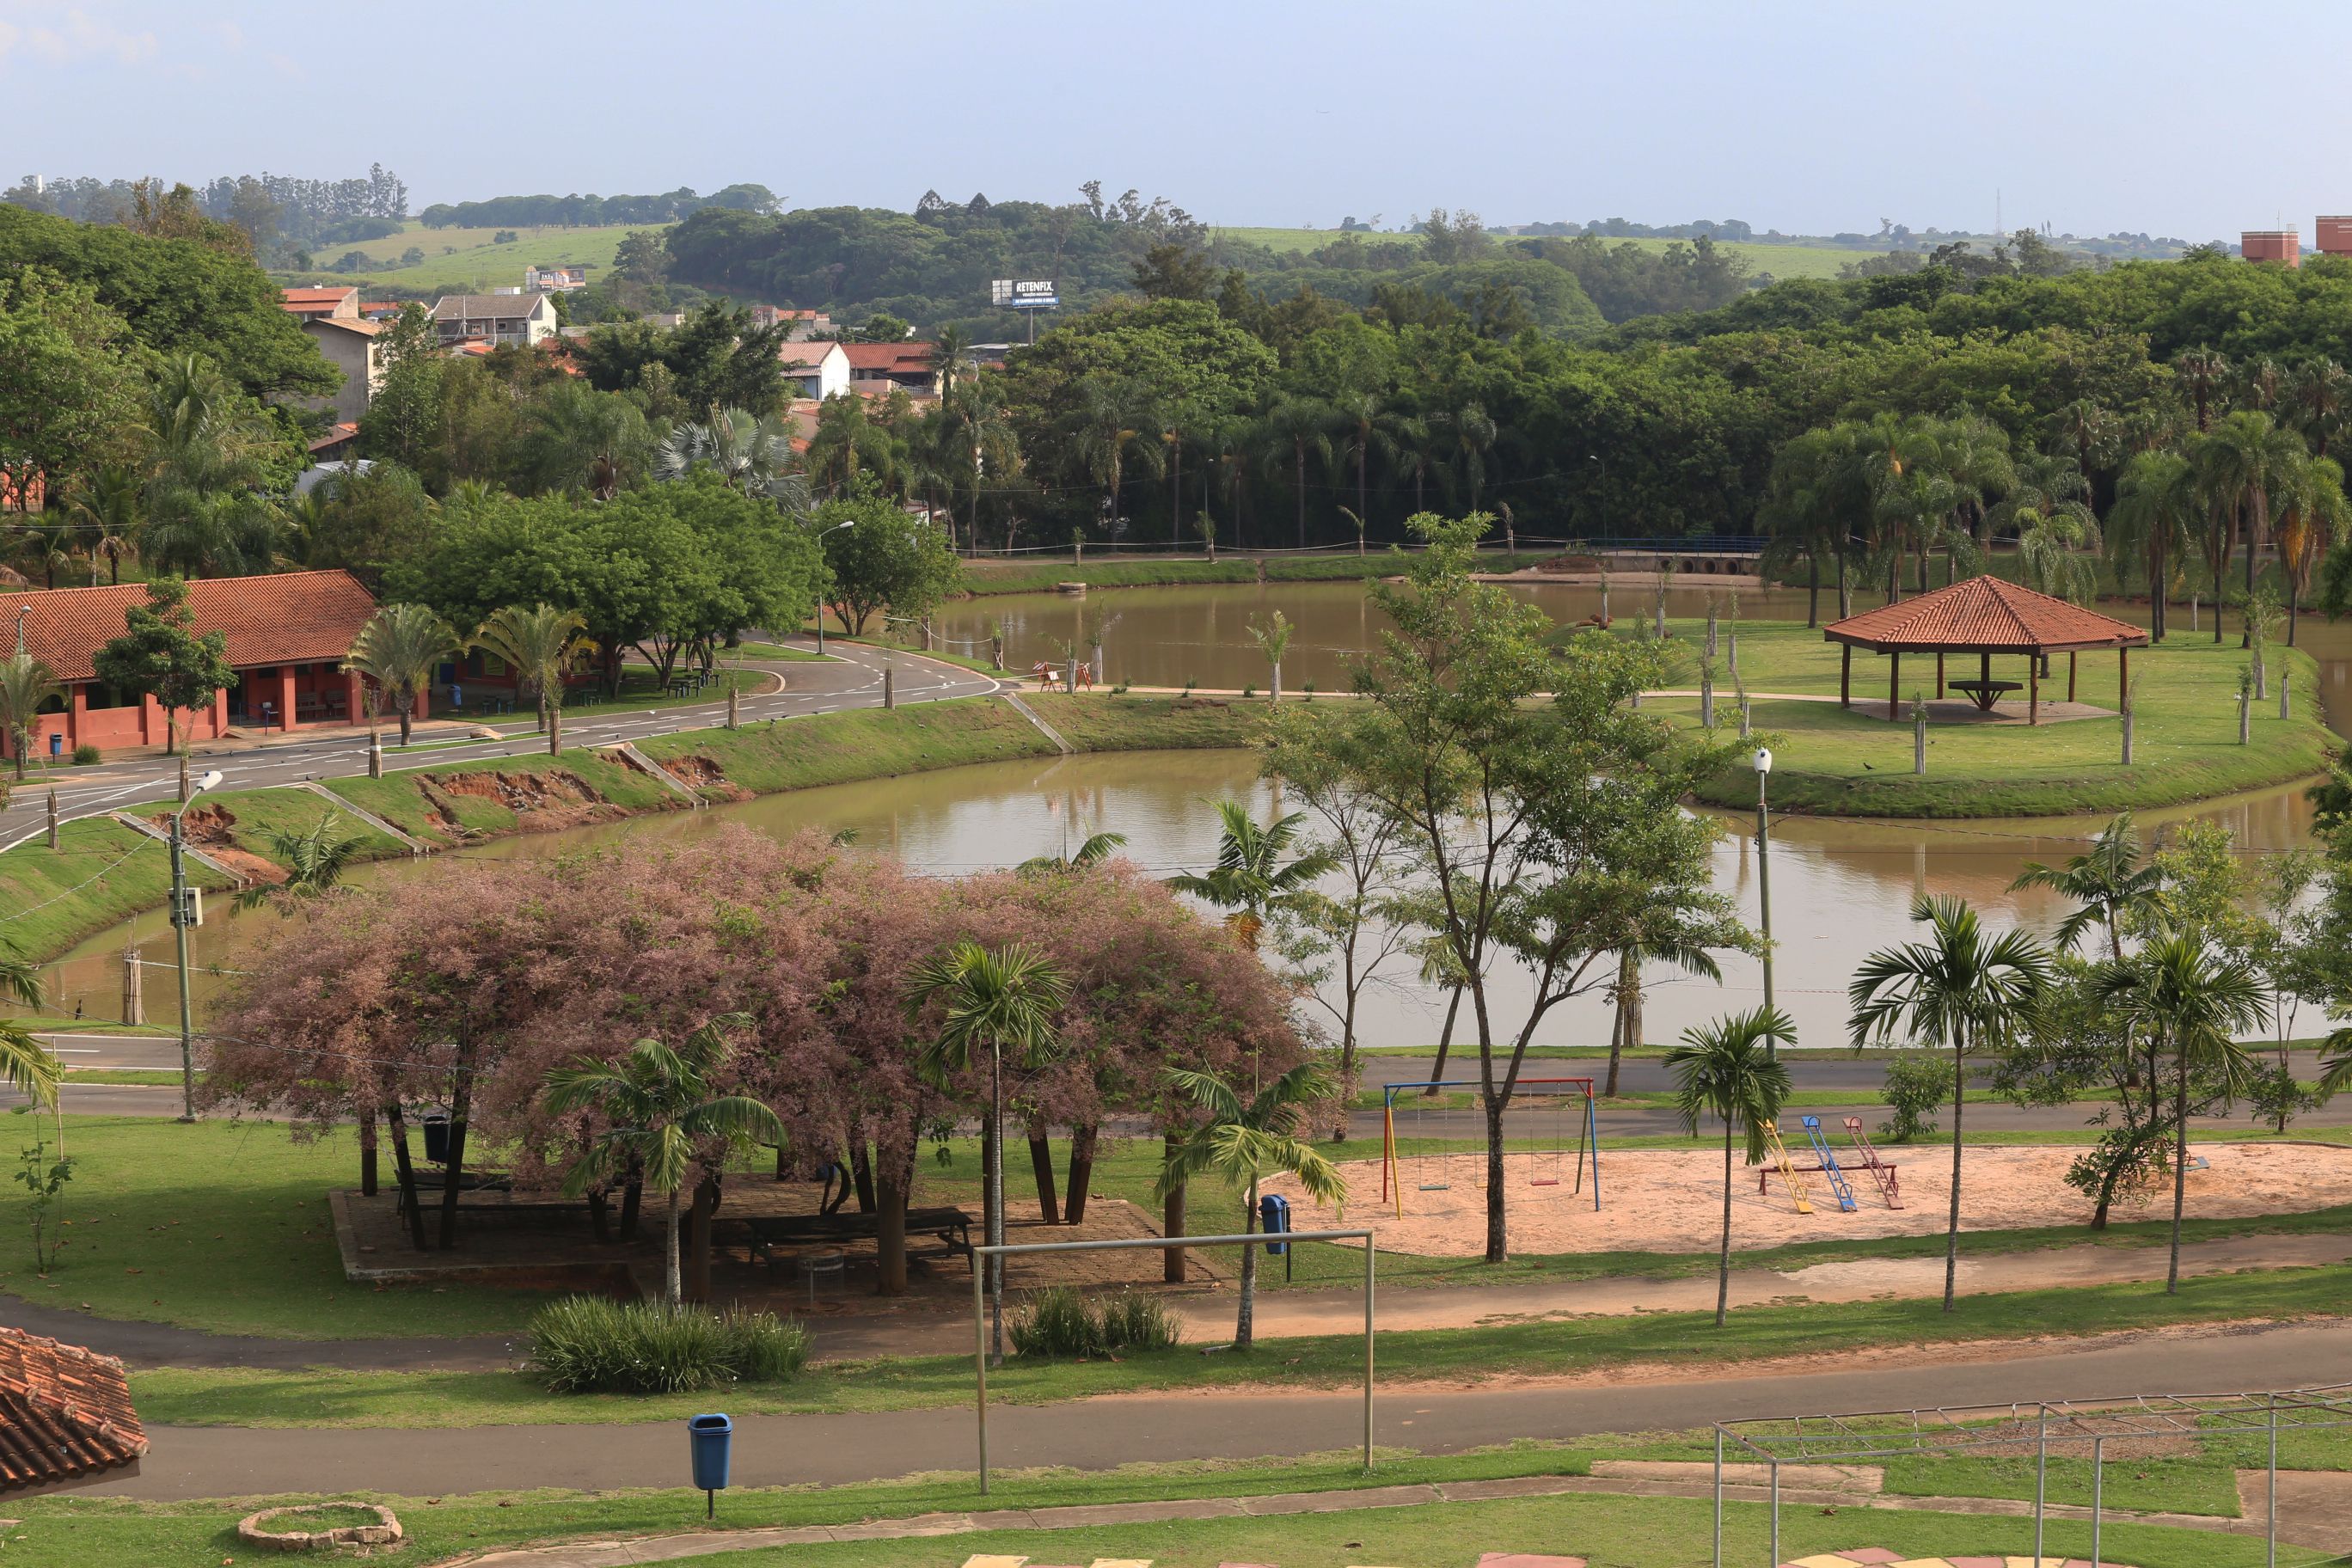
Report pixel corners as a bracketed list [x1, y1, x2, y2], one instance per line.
[169, 770, 224, 1122]
[1754, 747, 1775, 1055]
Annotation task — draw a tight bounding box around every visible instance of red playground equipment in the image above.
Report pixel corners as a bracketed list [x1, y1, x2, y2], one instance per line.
[1758, 1114, 1902, 1210]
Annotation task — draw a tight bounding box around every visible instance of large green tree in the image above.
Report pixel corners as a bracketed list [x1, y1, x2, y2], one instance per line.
[90, 576, 235, 794]
[0, 268, 144, 512]
[814, 491, 961, 636]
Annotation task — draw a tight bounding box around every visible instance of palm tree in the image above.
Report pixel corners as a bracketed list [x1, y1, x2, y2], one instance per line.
[657, 406, 811, 509]
[137, 490, 281, 579]
[1058, 375, 1162, 540]
[1155, 1063, 1345, 1350]
[1016, 830, 1127, 877]
[64, 465, 141, 585]
[8, 520, 75, 590]
[234, 812, 370, 914]
[2196, 411, 2301, 645]
[1437, 401, 1499, 520]
[2092, 935, 2265, 1291]
[928, 324, 972, 401]
[343, 603, 462, 749]
[471, 604, 592, 756]
[2008, 813, 2161, 962]
[2174, 348, 2230, 434]
[1849, 895, 2050, 1311]
[0, 944, 62, 1112]
[529, 382, 651, 500]
[1667, 1005, 1795, 1326]
[1373, 409, 1440, 518]
[1257, 397, 1335, 550]
[2270, 455, 2351, 644]
[2006, 450, 2100, 604]
[0, 654, 62, 781]
[543, 1014, 785, 1307]
[938, 377, 1020, 550]
[1244, 609, 1295, 701]
[1167, 800, 1337, 952]
[907, 940, 1069, 1363]
[2288, 358, 2349, 460]
[1330, 389, 1383, 536]
[1758, 424, 1870, 628]
[2108, 450, 2198, 641]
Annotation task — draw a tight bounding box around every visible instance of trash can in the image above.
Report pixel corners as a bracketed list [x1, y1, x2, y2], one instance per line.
[420, 1112, 450, 1164]
[1259, 1192, 1292, 1256]
[47, 732, 63, 759]
[689, 1412, 732, 1514]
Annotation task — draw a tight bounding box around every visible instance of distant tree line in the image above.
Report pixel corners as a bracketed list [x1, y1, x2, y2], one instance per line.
[417, 185, 782, 230]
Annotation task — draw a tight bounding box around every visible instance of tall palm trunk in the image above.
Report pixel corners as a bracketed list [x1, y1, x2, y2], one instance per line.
[2149, 530, 2166, 642]
[1606, 949, 1639, 1097]
[2167, 1037, 2190, 1294]
[1943, 1038, 1965, 1311]
[1235, 1178, 1259, 1350]
[1716, 1119, 1735, 1326]
[1424, 984, 1461, 1093]
[1806, 552, 1821, 628]
[663, 1185, 683, 1307]
[987, 1050, 1006, 1361]
[1293, 439, 1308, 549]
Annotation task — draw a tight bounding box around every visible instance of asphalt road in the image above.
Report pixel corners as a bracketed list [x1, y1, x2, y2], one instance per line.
[0, 640, 1003, 849]
[87, 1318, 2352, 1499]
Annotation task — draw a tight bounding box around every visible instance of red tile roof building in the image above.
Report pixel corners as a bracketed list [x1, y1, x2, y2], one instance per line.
[0, 1329, 146, 1495]
[1823, 574, 2147, 724]
[0, 571, 389, 758]
[2318, 217, 2352, 256]
[841, 341, 940, 395]
[279, 286, 362, 319]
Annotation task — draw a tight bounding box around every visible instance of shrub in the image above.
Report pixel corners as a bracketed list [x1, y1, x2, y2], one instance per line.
[527, 1295, 810, 1393]
[1879, 1050, 1948, 1143]
[1008, 1286, 1181, 1359]
[72, 744, 100, 766]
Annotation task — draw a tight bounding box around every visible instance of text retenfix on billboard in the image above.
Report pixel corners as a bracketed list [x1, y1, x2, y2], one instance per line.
[989, 279, 1058, 308]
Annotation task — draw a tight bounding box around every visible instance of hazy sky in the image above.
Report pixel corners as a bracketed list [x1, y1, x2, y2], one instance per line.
[6, 0, 2347, 243]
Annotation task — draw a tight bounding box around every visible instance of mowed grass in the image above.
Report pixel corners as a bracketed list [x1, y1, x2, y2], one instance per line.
[1572, 616, 2334, 817]
[8, 1471, 2310, 1568]
[284, 219, 644, 293]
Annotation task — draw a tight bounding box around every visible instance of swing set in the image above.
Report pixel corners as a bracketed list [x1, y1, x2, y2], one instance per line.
[1378, 1077, 1602, 1219]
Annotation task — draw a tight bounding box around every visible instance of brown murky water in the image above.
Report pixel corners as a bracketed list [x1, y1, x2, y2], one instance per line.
[34, 739, 2324, 1054]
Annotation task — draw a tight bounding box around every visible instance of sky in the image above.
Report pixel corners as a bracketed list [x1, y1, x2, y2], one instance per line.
[5, 0, 2349, 244]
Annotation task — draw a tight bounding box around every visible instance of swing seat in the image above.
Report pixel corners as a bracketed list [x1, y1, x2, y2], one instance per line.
[1529, 1178, 1560, 1187]
[1417, 1182, 1450, 1191]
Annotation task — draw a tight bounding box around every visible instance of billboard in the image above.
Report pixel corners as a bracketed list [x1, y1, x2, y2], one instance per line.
[989, 279, 1059, 309]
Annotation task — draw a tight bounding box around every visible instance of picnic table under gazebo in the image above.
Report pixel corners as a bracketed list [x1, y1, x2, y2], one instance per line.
[1823, 574, 2151, 726]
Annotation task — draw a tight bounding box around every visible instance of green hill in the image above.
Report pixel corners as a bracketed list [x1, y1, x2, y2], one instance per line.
[280, 220, 646, 295]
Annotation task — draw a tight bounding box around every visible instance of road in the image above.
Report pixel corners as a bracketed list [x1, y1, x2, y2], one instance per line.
[0, 640, 1003, 849]
[85, 1318, 2352, 1499]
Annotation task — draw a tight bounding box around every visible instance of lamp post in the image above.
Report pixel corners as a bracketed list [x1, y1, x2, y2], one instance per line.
[170, 769, 224, 1122]
[815, 519, 855, 653]
[1753, 746, 1774, 1057]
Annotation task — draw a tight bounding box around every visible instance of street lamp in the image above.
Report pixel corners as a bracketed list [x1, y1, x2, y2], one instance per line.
[1753, 746, 1774, 1056]
[815, 519, 854, 653]
[170, 769, 224, 1122]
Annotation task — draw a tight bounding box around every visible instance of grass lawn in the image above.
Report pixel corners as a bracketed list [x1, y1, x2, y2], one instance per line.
[278, 220, 646, 294]
[1572, 616, 2333, 817]
[0, 816, 231, 970]
[9, 1458, 2312, 1568]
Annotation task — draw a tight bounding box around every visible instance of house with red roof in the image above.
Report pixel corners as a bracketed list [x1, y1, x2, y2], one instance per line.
[279, 288, 384, 421]
[0, 1328, 146, 1495]
[842, 341, 941, 396]
[0, 571, 389, 760]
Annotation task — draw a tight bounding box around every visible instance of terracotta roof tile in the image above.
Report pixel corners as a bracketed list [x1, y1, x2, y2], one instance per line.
[0, 571, 380, 684]
[1824, 575, 2149, 652]
[839, 342, 934, 373]
[279, 286, 359, 317]
[0, 1329, 145, 1494]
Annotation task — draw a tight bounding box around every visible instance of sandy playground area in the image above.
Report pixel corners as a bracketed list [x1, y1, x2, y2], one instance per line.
[1264, 1142, 2352, 1256]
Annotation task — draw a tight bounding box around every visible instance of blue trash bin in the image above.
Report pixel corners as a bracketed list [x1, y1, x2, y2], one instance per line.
[689, 1412, 732, 1504]
[47, 732, 63, 759]
[1259, 1192, 1292, 1256]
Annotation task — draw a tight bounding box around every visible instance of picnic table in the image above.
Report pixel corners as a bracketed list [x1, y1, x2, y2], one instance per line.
[714, 1206, 976, 1273]
[1947, 677, 2023, 713]
[667, 672, 710, 697]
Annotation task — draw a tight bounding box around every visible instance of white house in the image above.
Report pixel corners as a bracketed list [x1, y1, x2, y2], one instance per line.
[431, 292, 559, 349]
[279, 288, 383, 422]
[779, 340, 850, 400]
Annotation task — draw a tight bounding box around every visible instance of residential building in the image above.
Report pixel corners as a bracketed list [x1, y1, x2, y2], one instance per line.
[2242, 230, 2300, 266]
[748, 305, 834, 340]
[524, 264, 590, 291]
[2318, 217, 2352, 257]
[780, 340, 851, 400]
[431, 291, 558, 348]
[279, 286, 384, 420]
[0, 571, 388, 758]
[279, 286, 361, 320]
[842, 341, 941, 395]
[0, 1329, 146, 1495]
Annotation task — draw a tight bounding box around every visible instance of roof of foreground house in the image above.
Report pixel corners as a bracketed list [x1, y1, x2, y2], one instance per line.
[0, 1329, 146, 1494]
[1823, 575, 2150, 653]
[0, 571, 380, 683]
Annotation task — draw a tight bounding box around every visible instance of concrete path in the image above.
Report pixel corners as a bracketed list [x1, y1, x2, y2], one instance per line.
[0, 640, 1001, 848]
[82, 1318, 2352, 1500]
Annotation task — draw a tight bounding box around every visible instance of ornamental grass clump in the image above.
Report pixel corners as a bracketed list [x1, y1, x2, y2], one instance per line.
[528, 1295, 811, 1393]
[1008, 1286, 1181, 1358]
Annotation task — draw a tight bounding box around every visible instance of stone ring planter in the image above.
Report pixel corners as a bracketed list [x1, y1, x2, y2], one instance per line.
[236, 1503, 403, 1552]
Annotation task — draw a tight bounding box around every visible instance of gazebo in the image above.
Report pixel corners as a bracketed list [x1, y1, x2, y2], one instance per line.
[1823, 575, 2150, 726]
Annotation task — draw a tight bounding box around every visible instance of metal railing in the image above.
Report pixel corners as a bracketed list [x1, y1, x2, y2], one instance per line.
[971, 1228, 1375, 1494]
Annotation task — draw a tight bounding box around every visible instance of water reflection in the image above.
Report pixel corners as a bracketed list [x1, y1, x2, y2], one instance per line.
[32, 747, 2324, 1056]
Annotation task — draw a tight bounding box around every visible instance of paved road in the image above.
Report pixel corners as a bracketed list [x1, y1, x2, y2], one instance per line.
[85, 1318, 2352, 1499]
[0, 640, 1002, 848]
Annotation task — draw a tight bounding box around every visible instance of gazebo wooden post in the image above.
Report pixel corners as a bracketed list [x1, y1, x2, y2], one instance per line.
[1979, 651, 1991, 689]
[2029, 657, 2040, 726]
[1889, 650, 1901, 720]
[2067, 651, 2078, 703]
[2119, 646, 2129, 710]
[1840, 645, 1852, 709]
[1935, 652, 1945, 700]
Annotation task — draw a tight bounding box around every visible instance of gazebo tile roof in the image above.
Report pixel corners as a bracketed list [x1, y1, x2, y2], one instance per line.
[1824, 576, 2147, 653]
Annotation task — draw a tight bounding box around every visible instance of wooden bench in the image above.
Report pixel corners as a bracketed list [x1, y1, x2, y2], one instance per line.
[715, 1207, 976, 1273]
